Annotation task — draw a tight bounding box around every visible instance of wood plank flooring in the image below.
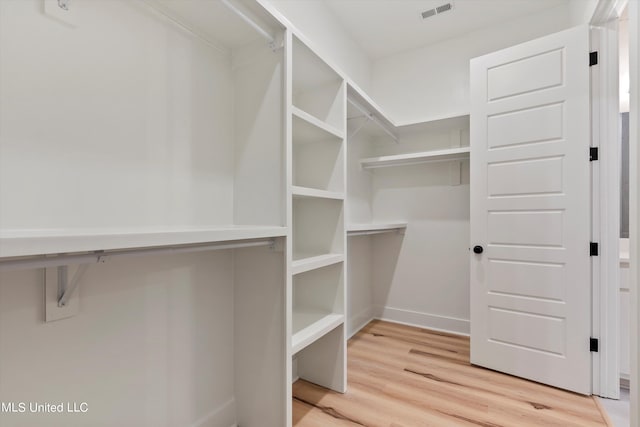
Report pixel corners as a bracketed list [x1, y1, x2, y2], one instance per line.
[293, 320, 609, 427]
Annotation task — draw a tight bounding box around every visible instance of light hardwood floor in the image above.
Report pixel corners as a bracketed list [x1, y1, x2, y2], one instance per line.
[293, 320, 610, 426]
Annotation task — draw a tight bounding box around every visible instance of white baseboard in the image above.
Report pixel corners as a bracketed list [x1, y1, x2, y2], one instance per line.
[373, 305, 470, 336]
[189, 398, 236, 427]
[348, 306, 375, 338]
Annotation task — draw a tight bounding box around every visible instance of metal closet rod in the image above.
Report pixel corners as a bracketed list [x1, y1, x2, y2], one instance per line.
[0, 239, 275, 272]
[347, 98, 398, 143]
[221, 0, 275, 44]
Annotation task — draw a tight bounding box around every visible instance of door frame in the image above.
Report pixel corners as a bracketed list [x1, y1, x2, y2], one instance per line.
[589, 21, 621, 399]
[625, 1, 639, 425]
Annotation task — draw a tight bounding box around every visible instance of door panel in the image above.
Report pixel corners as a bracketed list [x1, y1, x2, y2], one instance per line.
[470, 25, 591, 394]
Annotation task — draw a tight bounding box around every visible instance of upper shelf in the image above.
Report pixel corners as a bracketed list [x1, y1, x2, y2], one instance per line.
[361, 147, 470, 169]
[292, 106, 344, 141]
[347, 223, 407, 232]
[145, 0, 283, 52]
[347, 222, 407, 237]
[292, 35, 342, 94]
[0, 226, 287, 259]
[346, 82, 469, 143]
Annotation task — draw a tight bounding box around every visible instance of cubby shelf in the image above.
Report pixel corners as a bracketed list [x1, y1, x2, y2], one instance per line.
[291, 186, 344, 200]
[360, 147, 470, 169]
[291, 253, 344, 275]
[0, 226, 287, 258]
[292, 106, 344, 140]
[291, 309, 344, 354]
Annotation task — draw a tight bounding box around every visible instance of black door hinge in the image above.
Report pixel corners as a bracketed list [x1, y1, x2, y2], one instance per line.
[590, 242, 599, 256]
[590, 147, 599, 161]
[590, 51, 598, 66]
[590, 338, 599, 352]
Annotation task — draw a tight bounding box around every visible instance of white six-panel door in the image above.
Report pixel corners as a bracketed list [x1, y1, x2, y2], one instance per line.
[470, 25, 592, 394]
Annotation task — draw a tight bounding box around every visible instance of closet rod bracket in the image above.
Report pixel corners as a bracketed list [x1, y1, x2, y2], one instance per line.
[45, 263, 91, 322]
[57, 0, 69, 11]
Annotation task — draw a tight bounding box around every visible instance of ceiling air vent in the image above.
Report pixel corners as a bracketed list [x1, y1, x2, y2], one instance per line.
[436, 3, 452, 13]
[421, 8, 436, 19]
[421, 2, 454, 20]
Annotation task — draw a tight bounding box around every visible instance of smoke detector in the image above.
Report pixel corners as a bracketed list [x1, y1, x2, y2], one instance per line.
[421, 2, 454, 20]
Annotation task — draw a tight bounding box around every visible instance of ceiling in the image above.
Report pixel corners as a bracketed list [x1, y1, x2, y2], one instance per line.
[324, 0, 570, 59]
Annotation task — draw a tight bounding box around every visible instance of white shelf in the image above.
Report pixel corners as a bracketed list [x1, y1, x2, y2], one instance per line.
[292, 253, 344, 275]
[361, 147, 470, 169]
[292, 35, 342, 94]
[292, 309, 344, 354]
[291, 186, 344, 200]
[347, 222, 407, 235]
[292, 106, 344, 140]
[0, 226, 287, 258]
[394, 112, 470, 131]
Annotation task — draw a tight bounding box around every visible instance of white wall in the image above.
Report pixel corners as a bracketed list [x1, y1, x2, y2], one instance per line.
[0, 252, 238, 427]
[370, 4, 575, 122]
[369, 125, 471, 334]
[0, 0, 234, 230]
[569, 0, 599, 26]
[259, 0, 372, 91]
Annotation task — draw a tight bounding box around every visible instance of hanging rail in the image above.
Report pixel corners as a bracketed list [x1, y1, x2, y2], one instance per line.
[347, 97, 398, 143]
[221, 0, 278, 49]
[0, 239, 276, 272]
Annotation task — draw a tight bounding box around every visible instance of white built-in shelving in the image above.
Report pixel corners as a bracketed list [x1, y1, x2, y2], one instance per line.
[291, 186, 344, 200]
[292, 106, 344, 140]
[360, 147, 470, 169]
[292, 309, 344, 354]
[288, 33, 347, 395]
[292, 253, 344, 275]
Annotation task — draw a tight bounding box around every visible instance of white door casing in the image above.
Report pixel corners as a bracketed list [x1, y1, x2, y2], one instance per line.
[470, 25, 592, 394]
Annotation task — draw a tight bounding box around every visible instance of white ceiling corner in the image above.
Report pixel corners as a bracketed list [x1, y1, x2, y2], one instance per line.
[323, 0, 570, 59]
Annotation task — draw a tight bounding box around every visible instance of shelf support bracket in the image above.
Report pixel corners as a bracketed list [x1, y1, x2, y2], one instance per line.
[348, 114, 373, 140]
[44, 263, 91, 322]
[347, 97, 398, 143]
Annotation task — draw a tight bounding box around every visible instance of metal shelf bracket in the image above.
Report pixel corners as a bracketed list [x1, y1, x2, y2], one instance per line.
[45, 263, 94, 322]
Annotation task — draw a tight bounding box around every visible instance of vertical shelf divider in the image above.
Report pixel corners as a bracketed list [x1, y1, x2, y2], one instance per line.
[287, 34, 348, 405]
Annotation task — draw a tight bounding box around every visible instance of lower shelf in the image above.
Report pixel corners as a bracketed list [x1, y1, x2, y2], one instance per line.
[292, 309, 344, 355]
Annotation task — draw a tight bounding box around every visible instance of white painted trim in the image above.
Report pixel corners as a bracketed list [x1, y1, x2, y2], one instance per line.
[591, 0, 629, 25]
[283, 27, 294, 427]
[591, 23, 621, 399]
[188, 398, 236, 427]
[373, 305, 470, 336]
[628, 0, 639, 424]
[348, 307, 375, 339]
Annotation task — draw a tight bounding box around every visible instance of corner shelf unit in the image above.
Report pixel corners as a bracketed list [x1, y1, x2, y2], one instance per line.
[288, 33, 347, 395]
[360, 147, 470, 169]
